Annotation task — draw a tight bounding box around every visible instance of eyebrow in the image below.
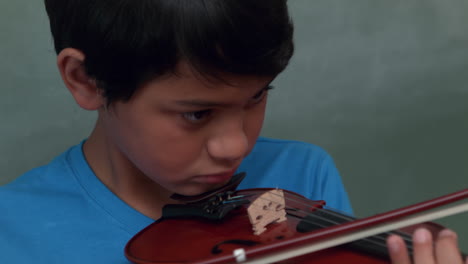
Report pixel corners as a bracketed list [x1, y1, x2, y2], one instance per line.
[172, 84, 273, 108]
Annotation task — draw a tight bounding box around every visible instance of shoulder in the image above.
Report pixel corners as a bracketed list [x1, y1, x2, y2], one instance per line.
[247, 137, 330, 162]
[0, 143, 90, 226]
[0, 143, 135, 263]
[240, 137, 333, 177]
[239, 137, 335, 189]
[1, 145, 79, 194]
[0, 145, 81, 222]
[238, 137, 353, 214]
[252, 136, 326, 152]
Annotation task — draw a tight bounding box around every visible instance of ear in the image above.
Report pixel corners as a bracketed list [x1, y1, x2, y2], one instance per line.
[57, 48, 105, 110]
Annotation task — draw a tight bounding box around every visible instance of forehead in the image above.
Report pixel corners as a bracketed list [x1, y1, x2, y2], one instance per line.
[173, 62, 274, 89]
[138, 62, 274, 98]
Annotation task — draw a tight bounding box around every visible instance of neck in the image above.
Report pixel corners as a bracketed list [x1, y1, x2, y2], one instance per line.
[82, 121, 175, 220]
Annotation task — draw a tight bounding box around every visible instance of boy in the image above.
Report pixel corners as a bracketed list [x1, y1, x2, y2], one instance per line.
[0, 0, 463, 263]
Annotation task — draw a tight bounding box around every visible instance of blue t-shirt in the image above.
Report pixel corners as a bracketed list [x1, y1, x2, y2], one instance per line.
[0, 137, 352, 263]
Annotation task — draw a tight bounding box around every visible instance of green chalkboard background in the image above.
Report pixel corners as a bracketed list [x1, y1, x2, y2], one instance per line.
[1, 0, 467, 252]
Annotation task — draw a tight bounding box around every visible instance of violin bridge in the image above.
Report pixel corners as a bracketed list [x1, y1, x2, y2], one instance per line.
[247, 189, 287, 235]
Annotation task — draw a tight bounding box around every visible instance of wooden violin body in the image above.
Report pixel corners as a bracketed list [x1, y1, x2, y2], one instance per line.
[125, 187, 465, 264]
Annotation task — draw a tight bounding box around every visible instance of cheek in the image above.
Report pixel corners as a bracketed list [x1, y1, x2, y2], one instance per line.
[244, 102, 267, 146]
[107, 110, 204, 178]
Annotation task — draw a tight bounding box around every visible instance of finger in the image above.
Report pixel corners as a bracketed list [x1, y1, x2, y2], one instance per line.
[412, 228, 436, 264]
[387, 234, 411, 264]
[435, 229, 463, 264]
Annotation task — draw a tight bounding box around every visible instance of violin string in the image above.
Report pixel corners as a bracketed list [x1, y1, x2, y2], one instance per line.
[277, 192, 415, 248]
[237, 196, 406, 254]
[285, 209, 414, 253]
[237, 191, 415, 253]
[274, 194, 414, 253]
[308, 207, 413, 244]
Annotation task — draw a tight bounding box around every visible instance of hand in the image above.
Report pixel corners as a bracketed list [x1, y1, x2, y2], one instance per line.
[387, 228, 467, 264]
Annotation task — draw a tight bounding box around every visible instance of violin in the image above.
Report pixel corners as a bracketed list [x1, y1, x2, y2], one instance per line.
[125, 173, 468, 264]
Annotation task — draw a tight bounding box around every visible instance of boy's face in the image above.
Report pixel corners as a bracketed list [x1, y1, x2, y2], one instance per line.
[98, 63, 273, 196]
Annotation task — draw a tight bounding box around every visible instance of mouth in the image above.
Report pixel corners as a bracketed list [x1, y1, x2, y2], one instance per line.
[193, 168, 238, 184]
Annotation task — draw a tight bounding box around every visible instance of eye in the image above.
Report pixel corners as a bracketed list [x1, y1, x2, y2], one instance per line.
[251, 85, 274, 104]
[181, 110, 212, 123]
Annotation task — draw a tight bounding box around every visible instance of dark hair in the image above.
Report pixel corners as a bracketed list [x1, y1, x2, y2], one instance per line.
[44, 0, 294, 103]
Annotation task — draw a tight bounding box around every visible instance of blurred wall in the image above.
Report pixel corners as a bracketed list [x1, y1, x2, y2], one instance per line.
[1, 0, 467, 251]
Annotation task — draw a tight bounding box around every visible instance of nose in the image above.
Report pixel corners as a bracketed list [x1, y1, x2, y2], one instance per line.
[206, 119, 249, 164]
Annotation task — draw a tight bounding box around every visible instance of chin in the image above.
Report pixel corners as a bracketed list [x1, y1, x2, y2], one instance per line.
[172, 182, 225, 198]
